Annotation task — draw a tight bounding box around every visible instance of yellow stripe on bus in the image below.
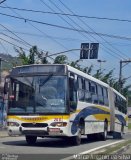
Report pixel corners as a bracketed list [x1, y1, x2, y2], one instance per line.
[7, 115, 70, 123]
[93, 114, 110, 121]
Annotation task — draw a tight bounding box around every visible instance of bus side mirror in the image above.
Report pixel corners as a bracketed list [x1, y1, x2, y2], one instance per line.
[4, 82, 9, 94]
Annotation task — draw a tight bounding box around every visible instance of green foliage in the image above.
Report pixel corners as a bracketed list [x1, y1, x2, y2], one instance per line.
[15, 47, 29, 65]
[82, 65, 93, 75]
[54, 55, 67, 64]
[15, 46, 48, 65]
[93, 69, 102, 79]
[128, 91, 131, 106]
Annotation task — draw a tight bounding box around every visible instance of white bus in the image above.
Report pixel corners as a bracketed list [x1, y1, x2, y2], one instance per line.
[4, 64, 128, 145]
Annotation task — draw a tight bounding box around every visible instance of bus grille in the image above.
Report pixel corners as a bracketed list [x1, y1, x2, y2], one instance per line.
[21, 123, 48, 128]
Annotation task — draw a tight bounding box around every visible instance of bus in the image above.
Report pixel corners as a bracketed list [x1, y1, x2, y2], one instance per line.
[4, 64, 128, 145]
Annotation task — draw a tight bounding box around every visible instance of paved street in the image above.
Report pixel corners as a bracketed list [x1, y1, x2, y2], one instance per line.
[0, 133, 130, 160]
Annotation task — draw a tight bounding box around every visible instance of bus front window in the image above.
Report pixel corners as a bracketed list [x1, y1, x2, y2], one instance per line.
[8, 76, 67, 114]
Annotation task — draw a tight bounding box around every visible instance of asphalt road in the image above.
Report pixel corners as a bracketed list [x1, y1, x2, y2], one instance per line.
[0, 134, 130, 160]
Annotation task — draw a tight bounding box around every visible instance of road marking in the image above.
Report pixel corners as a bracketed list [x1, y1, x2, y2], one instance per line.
[62, 140, 125, 160]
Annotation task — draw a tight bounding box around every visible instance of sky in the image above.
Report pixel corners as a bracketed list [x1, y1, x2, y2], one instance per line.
[0, 0, 131, 85]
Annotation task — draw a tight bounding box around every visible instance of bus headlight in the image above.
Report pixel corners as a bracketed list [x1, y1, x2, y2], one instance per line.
[50, 122, 67, 127]
[7, 122, 20, 127]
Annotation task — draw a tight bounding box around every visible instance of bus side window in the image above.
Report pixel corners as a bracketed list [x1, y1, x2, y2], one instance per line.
[114, 94, 118, 110]
[69, 77, 77, 112]
[78, 77, 85, 101]
[85, 80, 92, 102]
[103, 88, 109, 106]
[90, 82, 98, 104]
[98, 85, 104, 105]
[123, 100, 127, 114]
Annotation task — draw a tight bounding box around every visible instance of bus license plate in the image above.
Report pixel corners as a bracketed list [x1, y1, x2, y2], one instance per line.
[49, 128, 60, 134]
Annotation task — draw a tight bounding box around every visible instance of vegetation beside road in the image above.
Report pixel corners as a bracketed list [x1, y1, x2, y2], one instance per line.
[129, 123, 131, 130]
[90, 140, 131, 155]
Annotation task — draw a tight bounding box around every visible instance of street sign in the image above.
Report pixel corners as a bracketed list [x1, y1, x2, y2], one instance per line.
[89, 43, 99, 59]
[80, 43, 90, 59]
[80, 43, 99, 59]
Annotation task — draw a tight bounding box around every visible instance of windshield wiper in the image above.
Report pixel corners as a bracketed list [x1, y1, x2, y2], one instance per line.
[39, 73, 53, 87]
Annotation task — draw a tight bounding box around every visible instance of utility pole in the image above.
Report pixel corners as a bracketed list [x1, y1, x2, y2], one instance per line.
[119, 59, 131, 92]
[97, 59, 106, 72]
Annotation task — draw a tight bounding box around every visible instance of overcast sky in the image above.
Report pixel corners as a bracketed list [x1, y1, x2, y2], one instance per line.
[0, 0, 131, 84]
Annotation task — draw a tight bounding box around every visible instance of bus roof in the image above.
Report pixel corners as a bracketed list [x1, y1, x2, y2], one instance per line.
[112, 88, 126, 100]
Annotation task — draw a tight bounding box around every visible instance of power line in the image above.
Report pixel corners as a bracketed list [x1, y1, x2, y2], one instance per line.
[1, 4, 100, 71]
[0, 3, 127, 78]
[2, 3, 78, 63]
[0, 5, 131, 23]
[4, 3, 72, 53]
[1, 29, 131, 43]
[0, 32, 32, 47]
[0, 0, 6, 4]
[1, 2, 130, 61]
[1, 11, 131, 43]
[0, 4, 121, 61]
[0, 40, 9, 54]
[40, 0, 94, 60]
[0, 37, 29, 51]
[58, 0, 130, 61]
[4, 1, 95, 69]
[1, 3, 128, 73]
[40, 0, 103, 70]
[0, 7, 125, 61]
[40, 0, 119, 72]
[0, 23, 32, 47]
[49, 0, 121, 60]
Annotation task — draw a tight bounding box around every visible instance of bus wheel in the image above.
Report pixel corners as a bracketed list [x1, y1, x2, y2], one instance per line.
[101, 123, 107, 141]
[72, 129, 81, 145]
[25, 135, 37, 145]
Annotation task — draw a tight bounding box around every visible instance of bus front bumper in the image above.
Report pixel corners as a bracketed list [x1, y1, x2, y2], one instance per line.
[8, 126, 68, 137]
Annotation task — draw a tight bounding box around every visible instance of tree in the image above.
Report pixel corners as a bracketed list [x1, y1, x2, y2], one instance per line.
[15, 46, 49, 65]
[15, 47, 29, 65]
[82, 65, 93, 75]
[54, 55, 68, 64]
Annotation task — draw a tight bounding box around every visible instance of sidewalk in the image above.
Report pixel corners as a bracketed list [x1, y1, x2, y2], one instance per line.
[0, 128, 8, 138]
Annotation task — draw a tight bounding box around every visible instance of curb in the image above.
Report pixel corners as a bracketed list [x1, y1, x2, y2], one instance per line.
[0, 129, 8, 138]
[113, 143, 131, 155]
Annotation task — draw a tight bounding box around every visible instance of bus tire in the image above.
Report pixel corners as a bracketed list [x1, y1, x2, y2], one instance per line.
[25, 135, 37, 145]
[72, 129, 81, 145]
[101, 122, 108, 141]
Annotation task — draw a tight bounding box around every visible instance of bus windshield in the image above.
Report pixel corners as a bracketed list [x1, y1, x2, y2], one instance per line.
[8, 75, 68, 114]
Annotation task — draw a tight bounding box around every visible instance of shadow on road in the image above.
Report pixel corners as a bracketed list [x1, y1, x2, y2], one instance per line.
[2, 136, 113, 148]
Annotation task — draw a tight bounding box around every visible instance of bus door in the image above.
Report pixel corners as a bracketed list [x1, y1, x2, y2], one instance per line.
[68, 73, 78, 113]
